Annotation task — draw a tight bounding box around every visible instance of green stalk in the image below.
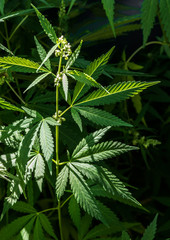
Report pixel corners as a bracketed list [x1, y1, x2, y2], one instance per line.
[55, 55, 64, 240]
[6, 80, 26, 105]
[4, 20, 10, 50]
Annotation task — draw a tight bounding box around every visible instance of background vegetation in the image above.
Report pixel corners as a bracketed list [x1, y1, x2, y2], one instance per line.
[0, 0, 170, 239]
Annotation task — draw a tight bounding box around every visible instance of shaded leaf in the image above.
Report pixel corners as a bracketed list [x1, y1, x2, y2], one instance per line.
[141, 214, 158, 240]
[39, 213, 58, 240]
[101, 0, 115, 36]
[71, 107, 83, 132]
[0, 97, 24, 112]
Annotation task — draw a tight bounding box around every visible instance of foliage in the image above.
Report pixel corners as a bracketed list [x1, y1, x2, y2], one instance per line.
[0, 0, 169, 239]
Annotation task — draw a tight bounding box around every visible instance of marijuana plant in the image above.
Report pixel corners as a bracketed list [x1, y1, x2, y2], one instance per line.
[0, 4, 159, 240]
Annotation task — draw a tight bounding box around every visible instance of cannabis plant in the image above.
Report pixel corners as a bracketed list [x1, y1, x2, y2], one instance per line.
[0, 5, 159, 240]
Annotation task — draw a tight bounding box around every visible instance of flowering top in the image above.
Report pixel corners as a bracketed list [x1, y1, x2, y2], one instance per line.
[55, 35, 72, 60]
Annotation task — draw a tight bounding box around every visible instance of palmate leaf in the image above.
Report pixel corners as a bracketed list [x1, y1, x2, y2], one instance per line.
[22, 106, 43, 120]
[85, 46, 115, 79]
[34, 36, 51, 70]
[68, 163, 103, 222]
[40, 120, 54, 173]
[0, 56, 49, 73]
[71, 107, 83, 132]
[160, 0, 170, 41]
[72, 127, 110, 158]
[39, 213, 58, 240]
[34, 153, 45, 191]
[0, 97, 24, 112]
[56, 165, 69, 199]
[65, 40, 83, 71]
[32, 4, 57, 44]
[74, 106, 132, 127]
[24, 72, 50, 93]
[71, 141, 138, 162]
[141, 0, 158, 45]
[75, 81, 159, 106]
[0, 214, 35, 240]
[101, 0, 116, 36]
[141, 214, 158, 240]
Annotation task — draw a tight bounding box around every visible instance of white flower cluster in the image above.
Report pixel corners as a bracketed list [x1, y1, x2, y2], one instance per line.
[55, 35, 72, 60]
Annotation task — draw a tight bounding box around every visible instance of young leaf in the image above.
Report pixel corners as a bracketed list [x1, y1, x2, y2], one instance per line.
[68, 197, 81, 230]
[67, 70, 101, 88]
[31, 4, 57, 44]
[62, 73, 68, 101]
[33, 216, 45, 240]
[56, 165, 69, 199]
[40, 120, 54, 173]
[71, 141, 138, 162]
[71, 107, 83, 132]
[65, 40, 83, 70]
[74, 106, 132, 127]
[34, 153, 45, 191]
[101, 0, 115, 36]
[0, 97, 24, 112]
[0, 56, 49, 73]
[39, 213, 58, 240]
[34, 36, 51, 70]
[141, 214, 158, 240]
[0, 214, 35, 240]
[68, 163, 102, 221]
[85, 46, 115, 79]
[160, 0, 170, 41]
[72, 127, 111, 158]
[75, 81, 159, 106]
[141, 0, 158, 45]
[24, 72, 50, 93]
[12, 201, 37, 214]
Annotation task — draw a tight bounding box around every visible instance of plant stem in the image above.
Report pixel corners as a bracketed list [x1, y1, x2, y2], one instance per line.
[6, 80, 26, 105]
[55, 55, 64, 240]
[126, 41, 170, 64]
[9, 16, 28, 41]
[4, 20, 10, 50]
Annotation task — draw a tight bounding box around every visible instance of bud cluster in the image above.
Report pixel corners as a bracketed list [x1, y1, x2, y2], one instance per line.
[55, 35, 72, 60]
[54, 71, 63, 86]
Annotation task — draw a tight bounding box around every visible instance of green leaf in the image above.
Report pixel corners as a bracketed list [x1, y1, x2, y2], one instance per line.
[37, 44, 58, 72]
[65, 40, 83, 71]
[33, 216, 45, 240]
[68, 197, 81, 230]
[34, 154, 45, 191]
[68, 163, 102, 221]
[78, 214, 92, 239]
[85, 46, 115, 78]
[72, 81, 90, 105]
[56, 165, 69, 199]
[121, 231, 131, 240]
[72, 127, 111, 158]
[101, 0, 115, 36]
[0, 214, 35, 240]
[31, 4, 57, 44]
[62, 73, 68, 101]
[45, 117, 59, 126]
[0, 0, 5, 15]
[68, 0, 76, 13]
[0, 43, 14, 55]
[71, 141, 138, 162]
[40, 120, 54, 173]
[74, 106, 132, 127]
[24, 72, 50, 92]
[19, 216, 36, 240]
[39, 213, 58, 240]
[0, 56, 49, 73]
[22, 106, 43, 120]
[71, 107, 83, 132]
[0, 97, 24, 112]
[141, 214, 158, 240]
[141, 0, 158, 45]
[12, 201, 37, 213]
[67, 70, 101, 88]
[75, 81, 159, 106]
[160, 0, 170, 41]
[34, 36, 51, 70]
